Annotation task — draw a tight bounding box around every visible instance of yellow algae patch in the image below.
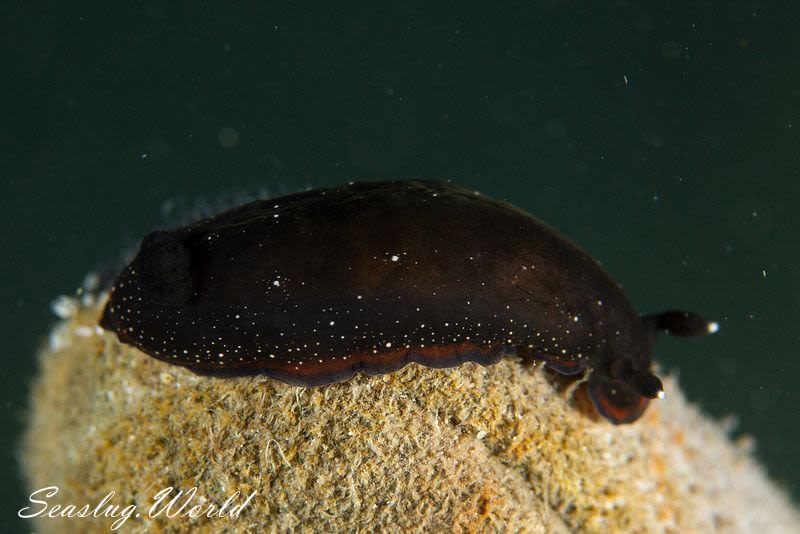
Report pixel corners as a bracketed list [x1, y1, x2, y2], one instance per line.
[19, 298, 799, 533]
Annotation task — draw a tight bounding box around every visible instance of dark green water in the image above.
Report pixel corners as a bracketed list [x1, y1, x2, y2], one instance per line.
[3, 3, 798, 531]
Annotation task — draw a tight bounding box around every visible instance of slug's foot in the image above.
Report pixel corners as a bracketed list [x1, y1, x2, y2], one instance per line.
[587, 371, 652, 424]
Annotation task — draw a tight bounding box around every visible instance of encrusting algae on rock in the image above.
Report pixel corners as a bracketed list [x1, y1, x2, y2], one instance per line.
[19, 293, 800, 533]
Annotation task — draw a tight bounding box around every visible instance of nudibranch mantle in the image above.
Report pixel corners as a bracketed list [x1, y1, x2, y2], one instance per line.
[100, 180, 716, 424]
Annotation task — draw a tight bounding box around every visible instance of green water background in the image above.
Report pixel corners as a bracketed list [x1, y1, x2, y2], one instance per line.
[2, 2, 798, 530]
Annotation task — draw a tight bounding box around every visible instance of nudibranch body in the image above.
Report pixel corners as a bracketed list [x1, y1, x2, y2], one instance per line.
[100, 180, 716, 424]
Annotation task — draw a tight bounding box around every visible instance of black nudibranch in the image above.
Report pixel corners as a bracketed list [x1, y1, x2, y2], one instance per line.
[100, 180, 717, 424]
